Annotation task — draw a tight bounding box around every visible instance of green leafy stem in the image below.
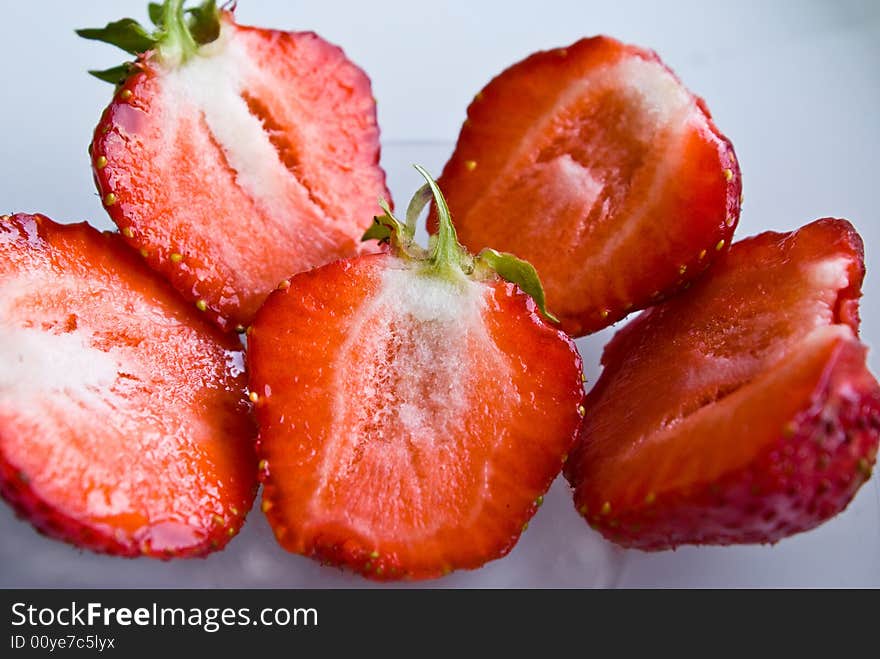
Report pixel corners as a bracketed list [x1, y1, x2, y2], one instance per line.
[77, 0, 221, 83]
[363, 166, 558, 323]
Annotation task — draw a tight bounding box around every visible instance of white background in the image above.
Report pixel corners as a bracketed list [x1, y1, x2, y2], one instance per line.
[0, 0, 878, 586]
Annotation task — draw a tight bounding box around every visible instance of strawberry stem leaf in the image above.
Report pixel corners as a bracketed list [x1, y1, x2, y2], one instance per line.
[75, 19, 158, 55]
[159, 0, 200, 65]
[477, 249, 559, 322]
[405, 183, 432, 239]
[415, 165, 472, 277]
[87, 64, 133, 85]
[362, 218, 394, 244]
[148, 3, 166, 27]
[362, 200, 410, 249]
[363, 166, 557, 322]
[78, 0, 222, 82]
[186, 0, 221, 44]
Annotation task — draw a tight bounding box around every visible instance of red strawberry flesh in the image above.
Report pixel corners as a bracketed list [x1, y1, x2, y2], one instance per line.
[249, 172, 584, 580]
[565, 218, 880, 549]
[91, 12, 388, 331]
[436, 36, 741, 336]
[0, 213, 257, 557]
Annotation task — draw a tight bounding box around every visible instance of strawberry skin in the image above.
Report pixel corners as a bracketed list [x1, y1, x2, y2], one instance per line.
[248, 171, 584, 580]
[565, 219, 879, 549]
[0, 213, 257, 557]
[87, 7, 388, 332]
[435, 36, 741, 337]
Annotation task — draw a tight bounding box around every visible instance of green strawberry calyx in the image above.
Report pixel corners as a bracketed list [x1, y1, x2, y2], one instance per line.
[77, 0, 221, 84]
[363, 165, 559, 323]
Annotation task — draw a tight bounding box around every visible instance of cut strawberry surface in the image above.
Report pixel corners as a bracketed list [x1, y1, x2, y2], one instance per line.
[81, 1, 388, 331]
[566, 219, 880, 549]
[0, 213, 256, 557]
[435, 36, 741, 337]
[248, 169, 584, 580]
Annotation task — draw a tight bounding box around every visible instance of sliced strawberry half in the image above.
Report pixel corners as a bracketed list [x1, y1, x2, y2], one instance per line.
[435, 36, 741, 337]
[0, 213, 257, 557]
[248, 169, 584, 580]
[565, 219, 880, 549]
[80, 1, 389, 331]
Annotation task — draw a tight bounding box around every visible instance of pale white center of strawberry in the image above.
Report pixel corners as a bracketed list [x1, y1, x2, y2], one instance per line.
[459, 56, 698, 313]
[159, 25, 334, 239]
[163, 32, 268, 195]
[312, 265, 513, 539]
[808, 256, 852, 290]
[566, 56, 695, 257]
[334, 266, 486, 441]
[381, 266, 485, 324]
[0, 323, 120, 402]
[612, 57, 695, 136]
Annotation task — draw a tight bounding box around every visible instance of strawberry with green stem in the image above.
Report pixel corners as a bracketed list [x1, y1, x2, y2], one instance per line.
[79, 0, 388, 332]
[248, 167, 584, 580]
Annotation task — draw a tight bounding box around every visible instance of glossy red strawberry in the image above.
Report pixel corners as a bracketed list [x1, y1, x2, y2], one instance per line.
[79, 0, 388, 331]
[565, 219, 879, 549]
[248, 169, 584, 580]
[0, 213, 256, 557]
[435, 36, 741, 337]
